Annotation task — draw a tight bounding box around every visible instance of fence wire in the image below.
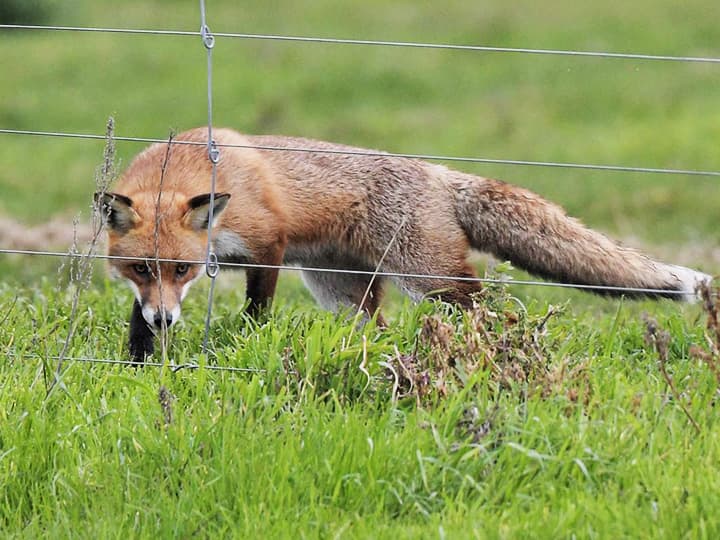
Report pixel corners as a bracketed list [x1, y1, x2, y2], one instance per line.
[199, 0, 221, 355]
[0, 247, 703, 298]
[5, 351, 265, 374]
[1, 128, 719, 178]
[2, 23, 719, 64]
[0, 13, 717, 372]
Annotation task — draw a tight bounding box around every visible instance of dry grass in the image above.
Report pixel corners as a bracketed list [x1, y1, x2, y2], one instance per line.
[644, 281, 720, 433]
[384, 284, 590, 409]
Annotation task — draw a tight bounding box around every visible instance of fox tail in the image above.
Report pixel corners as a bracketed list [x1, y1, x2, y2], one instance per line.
[451, 172, 711, 301]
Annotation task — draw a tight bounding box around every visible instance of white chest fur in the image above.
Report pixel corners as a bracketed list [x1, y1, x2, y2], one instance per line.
[213, 230, 252, 261]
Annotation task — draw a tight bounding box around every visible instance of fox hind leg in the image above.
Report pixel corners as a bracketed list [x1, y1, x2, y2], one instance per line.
[394, 261, 483, 309]
[301, 270, 385, 323]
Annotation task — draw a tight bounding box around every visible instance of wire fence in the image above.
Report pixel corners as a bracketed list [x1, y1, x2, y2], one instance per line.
[5, 351, 265, 373]
[1, 8, 717, 374]
[198, 0, 221, 355]
[0, 247, 701, 298]
[2, 128, 720, 178]
[2, 23, 720, 64]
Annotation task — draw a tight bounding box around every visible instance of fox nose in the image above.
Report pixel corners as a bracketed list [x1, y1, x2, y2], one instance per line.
[153, 312, 174, 329]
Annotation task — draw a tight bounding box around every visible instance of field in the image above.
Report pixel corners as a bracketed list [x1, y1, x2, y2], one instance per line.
[1, 0, 720, 537]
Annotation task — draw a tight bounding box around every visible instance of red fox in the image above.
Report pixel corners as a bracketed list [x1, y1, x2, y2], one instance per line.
[96, 127, 712, 361]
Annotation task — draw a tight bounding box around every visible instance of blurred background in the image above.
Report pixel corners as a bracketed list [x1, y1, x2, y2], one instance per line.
[1, 0, 718, 284]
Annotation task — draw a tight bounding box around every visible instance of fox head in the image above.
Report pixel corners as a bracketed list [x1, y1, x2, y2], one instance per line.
[95, 191, 231, 330]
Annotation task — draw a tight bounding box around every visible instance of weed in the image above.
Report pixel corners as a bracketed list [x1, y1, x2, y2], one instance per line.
[384, 284, 581, 407]
[158, 385, 174, 427]
[690, 281, 720, 390]
[45, 117, 116, 397]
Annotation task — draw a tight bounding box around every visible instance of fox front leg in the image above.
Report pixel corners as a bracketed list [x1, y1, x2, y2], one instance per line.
[128, 300, 155, 364]
[244, 241, 285, 318]
[245, 267, 280, 318]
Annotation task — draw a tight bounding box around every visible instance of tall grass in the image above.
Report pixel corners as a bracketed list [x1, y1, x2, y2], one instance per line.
[1, 281, 719, 537]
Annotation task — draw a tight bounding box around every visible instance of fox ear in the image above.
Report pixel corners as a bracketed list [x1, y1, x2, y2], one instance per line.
[184, 193, 231, 231]
[94, 192, 140, 234]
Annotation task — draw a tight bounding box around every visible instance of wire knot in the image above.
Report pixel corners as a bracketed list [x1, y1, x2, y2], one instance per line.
[200, 24, 215, 49]
[171, 362, 199, 373]
[205, 251, 220, 278]
[208, 139, 220, 163]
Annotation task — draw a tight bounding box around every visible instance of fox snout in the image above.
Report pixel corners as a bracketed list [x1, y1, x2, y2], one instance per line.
[141, 302, 182, 331]
[154, 312, 175, 329]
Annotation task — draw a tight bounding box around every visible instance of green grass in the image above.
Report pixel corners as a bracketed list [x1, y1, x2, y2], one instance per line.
[1, 0, 720, 537]
[1, 281, 719, 538]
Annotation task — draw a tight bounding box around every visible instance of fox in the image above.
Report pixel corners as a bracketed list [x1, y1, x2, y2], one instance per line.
[96, 127, 712, 362]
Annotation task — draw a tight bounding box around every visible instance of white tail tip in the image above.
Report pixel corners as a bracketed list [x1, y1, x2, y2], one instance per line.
[668, 265, 713, 302]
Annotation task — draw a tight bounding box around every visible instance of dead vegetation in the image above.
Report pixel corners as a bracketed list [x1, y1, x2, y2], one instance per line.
[689, 282, 720, 380]
[384, 283, 590, 409]
[643, 312, 701, 433]
[643, 281, 720, 433]
[158, 385, 175, 427]
[43, 117, 116, 397]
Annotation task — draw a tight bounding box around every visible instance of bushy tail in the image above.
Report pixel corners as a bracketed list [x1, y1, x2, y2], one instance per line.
[450, 172, 711, 301]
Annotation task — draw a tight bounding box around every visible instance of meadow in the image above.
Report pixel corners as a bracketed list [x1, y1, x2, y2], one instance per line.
[1, 0, 719, 537]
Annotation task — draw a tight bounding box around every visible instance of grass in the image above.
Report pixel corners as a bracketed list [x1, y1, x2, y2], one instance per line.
[1, 281, 719, 537]
[1, 0, 720, 537]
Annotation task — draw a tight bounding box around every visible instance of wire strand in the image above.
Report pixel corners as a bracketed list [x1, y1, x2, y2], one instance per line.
[199, 0, 220, 354]
[2, 24, 719, 64]
[5, 351, 265, 373]
[1, 128, 719, 178]
[0, 247, 704, 297]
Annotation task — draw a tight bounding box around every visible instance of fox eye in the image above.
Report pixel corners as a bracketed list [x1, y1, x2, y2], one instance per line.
[176, 263, 190, 276]
[133, 263, 150, 275]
